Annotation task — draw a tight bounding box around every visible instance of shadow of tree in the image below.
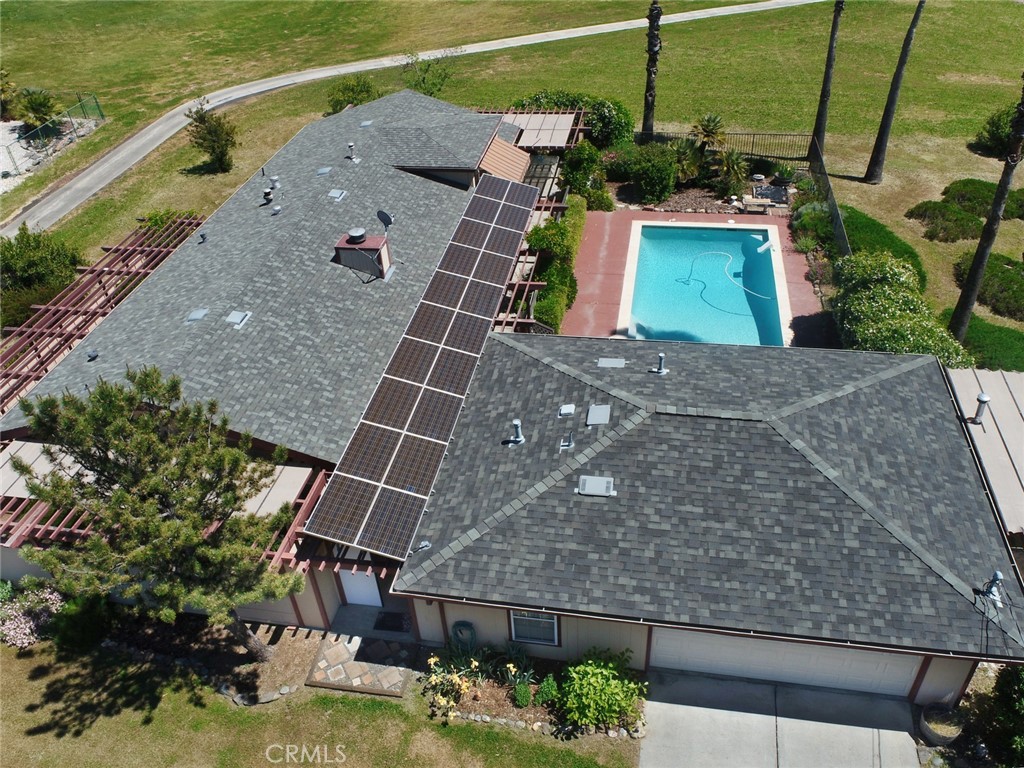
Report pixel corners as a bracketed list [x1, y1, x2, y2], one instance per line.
[790, 311, 841, 349]
[180, 160, 223, 176]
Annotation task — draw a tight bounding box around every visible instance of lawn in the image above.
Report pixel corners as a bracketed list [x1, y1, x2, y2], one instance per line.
[0, 644, 635, 768]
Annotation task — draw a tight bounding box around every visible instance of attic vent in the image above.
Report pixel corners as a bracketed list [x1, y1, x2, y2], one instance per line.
[586, 404, 611, 426]
[328, 189, 347, 201]
[558, 404, 576, 418]
[360, 120, 373, 128]
[347, 227, 367, 244]
[317, 167, 332, 176]
[597, 358, 625, 368]
[186, 308, 209, 323]
[225, 310, 252, 329]
[576, 476, 616, 497]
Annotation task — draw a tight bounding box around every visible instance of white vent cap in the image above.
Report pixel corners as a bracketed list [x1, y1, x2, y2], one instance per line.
[576, 476, 616, 497]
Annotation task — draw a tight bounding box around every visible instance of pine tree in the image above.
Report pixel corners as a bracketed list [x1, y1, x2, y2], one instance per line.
[13, 367, 302, 660]
[185, 97, 238, 173]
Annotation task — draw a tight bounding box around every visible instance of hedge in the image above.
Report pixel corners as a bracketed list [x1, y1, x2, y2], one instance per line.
[905, 200, 983, 243]
[971, 101, 1019, 158]
[941, 178, 1024, 220]
[628, 142, 677, 205]
[954, 251, 1024, 322]
[831, 250, 974, 367]
[561, 140, 615, 211]
[840, 205, 926, 290]
[526, 194, 587, 331]
[511, 91, 633, 148]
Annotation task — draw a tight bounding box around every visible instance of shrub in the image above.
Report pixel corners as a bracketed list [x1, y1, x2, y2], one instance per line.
[534, 673, 559, 707]
[791, 202, 833, 248]
[942, 178, 1024, 220]
[1, 222, 83, 331]
[790, 176, 824, 214]
[746, 156, 776, 177]
[0, 69, 16, 121]
[561, 140, 610, 211]
[142, 208, 200, 230]
[513, 681, 532, 708]
[560, 648, 646, 729]
[978, 664, 1024, 766]
[954, 251, 1024, 322]
[0, 581, 65, 650]
[629, 142, 677, 205]
[971, 101, 1019, 158]
[841, 205, 926, 290]
[831, 250, 973, 367]
[671, 136, 710, 185]
[602, 143, 640, 182]
[527, 195, 586, 332]
[512, 91, 633, 148]
[581, 185, 615, 211]
[422, 652, 471, 720]
[905, 200, 983, 243]
[714, 148, 749, 198]
[939, 308, 1024, 371]
[17, 87, 61, 130]
[50, 594, 112, 651]
[401, 51, 456, 97]
[0, 580, 12, 603]
[794, 235, 820, 254]
[326, 74, 382, 114]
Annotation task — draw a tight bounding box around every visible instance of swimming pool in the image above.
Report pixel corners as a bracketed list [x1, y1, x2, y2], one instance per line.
[617, 222, 792, 346]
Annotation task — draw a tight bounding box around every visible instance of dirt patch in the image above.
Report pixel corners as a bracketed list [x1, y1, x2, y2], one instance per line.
[610, 181, 739, 214]
[454, 679, 553, 726]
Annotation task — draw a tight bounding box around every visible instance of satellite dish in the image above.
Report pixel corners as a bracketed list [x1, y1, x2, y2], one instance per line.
[377, 210, 395, 229]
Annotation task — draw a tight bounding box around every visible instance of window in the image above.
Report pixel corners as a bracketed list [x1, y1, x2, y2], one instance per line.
[510, 610, 558, 645]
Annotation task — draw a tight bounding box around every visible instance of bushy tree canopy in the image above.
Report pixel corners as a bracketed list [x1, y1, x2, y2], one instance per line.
[326, 74, 383, 114]
[14, 367, 302, 641]
[185, 98, 238, 173]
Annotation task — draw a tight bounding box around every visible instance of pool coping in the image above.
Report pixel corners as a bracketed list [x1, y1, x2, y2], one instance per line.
[615, 220, 794, 346]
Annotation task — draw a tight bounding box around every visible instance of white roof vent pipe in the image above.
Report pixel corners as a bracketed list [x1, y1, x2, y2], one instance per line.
[270, 175, 280, 190]
[970, 392, 991, 425]
[649, 352, 668, 376]
[505, 418, 526, 446]
[983, 570, 1004, 608]
[347, 142, 360, 164]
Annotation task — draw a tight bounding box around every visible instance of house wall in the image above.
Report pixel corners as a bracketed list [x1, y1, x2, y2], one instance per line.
[413, 599, 444, 644]
[312, 568, 342, 623]
[237, 591, 299, 627]
[913, 657, 976, 706]
[237, 570, 336, 630]
[415, 599, 648, 669]
[0, 546, 49, 582]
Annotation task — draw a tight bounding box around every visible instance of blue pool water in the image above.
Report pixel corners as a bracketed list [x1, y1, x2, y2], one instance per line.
[629, 226, 784, 346]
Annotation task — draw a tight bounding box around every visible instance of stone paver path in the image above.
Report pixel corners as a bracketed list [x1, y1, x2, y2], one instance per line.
[307, 633, 426, 697]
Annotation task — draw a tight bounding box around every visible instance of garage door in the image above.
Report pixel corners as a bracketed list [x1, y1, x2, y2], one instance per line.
[650, 628, 922, 697]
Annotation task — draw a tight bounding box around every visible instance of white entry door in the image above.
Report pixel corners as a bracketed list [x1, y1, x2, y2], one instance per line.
[339, 569, 382, 607]
[650, 627, 921, 697]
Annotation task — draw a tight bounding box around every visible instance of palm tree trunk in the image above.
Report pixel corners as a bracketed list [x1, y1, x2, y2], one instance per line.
[949, 75, 1024, 343]
[227, 609, 272, 662]
[642, 0, 663, 138]
[812, 1, 845, 155]
[864, 0, 926, 184]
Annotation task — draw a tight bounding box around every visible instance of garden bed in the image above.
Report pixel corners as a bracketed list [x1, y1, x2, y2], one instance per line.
[609, 181, 737, 213]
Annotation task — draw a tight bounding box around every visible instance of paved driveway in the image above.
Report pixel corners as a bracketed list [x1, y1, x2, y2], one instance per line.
[640, 670, 922, 768]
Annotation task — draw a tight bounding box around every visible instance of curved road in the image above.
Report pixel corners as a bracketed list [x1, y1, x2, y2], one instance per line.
[1, 0, 822, 236]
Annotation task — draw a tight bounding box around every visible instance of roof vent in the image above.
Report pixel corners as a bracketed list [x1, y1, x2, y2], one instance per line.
[347, 142, 361, 164]
[317, 166, 332, 176]
[982, 570, 1004, 608]
[649, 352, 668, 376]
[360, 120, 373, 128]
[328, 189, 347, 201]
[504, 418, 526, 446]
[576, 476, 616, 497]
[86, 349, 99, 362]
[271, 205, 282, 216]
[225, 310, 252, 329]
[262, 188, 273, 205]
[970, 392, 991, 425]
[587, 404, 611, 426]
[597, 358, 625, 368]
[269, 175, 280, 190]
[347, 227, 367, 244]
[560, 430, 575, 452]
[186, 308, 209, 323]
[333, 230, 394, 282]
[558, 404, 576, 418]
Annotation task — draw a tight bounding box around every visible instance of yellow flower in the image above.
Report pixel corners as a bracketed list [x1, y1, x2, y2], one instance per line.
[427, 655, 439, 667]
[506, 663, 517, 674]
[470, 659, 479, 670]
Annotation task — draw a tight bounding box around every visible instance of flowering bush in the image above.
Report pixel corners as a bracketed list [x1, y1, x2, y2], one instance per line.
[0, 582, 65, 650]
[422, 654, 471, 721]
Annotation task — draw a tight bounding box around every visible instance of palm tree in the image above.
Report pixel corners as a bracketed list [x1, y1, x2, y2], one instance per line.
[671, 137, 706, 184]
[864, 0, 926, 184]
[714, 148, 750, 198]
[692, 113, 725, 155]
[642, 0, 663, 137]
[949, 74, 1024, 343]
[812, 1, 845, 155]
[18, 87, 61, 131]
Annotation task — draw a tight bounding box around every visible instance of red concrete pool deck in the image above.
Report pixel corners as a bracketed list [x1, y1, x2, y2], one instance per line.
[561, 210, 823, 341]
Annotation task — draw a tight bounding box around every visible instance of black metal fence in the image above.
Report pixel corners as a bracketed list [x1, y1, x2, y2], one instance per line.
[807, 137, 851, 256]
[636, 131, 813, 167]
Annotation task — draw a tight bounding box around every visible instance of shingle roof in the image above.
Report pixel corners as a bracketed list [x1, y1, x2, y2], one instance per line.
[0, 92, 501, 462]
[396, 335, 1024, 660]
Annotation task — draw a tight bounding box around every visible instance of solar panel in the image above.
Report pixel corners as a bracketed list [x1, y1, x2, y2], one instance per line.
[485, 225, 525, 257]
[504, 183, 539, 209]
[476, 174, 511, 200]
[460, 280, 505, 318]
[304, 474, 377, 543]
[444, 312, 492, 353]
[406, 303, 455, 344]
[356, 489, 424, 557]
[438, 243, 481, 276]
[495, 203, 534, 232]
[336, 424, 402, 482]
[407, 388, 463, 442]
[452, 219, 491, 249]
[363, 376, 422, 430]
[473, 252, 515, 286]
[385, 337, 439, 383]
[427, 347, 479, 394]
[464, 196, 501, 224]
[422, 271, 469, 309]
[385, 435, 447, 496]
[305, 177, 542, 559]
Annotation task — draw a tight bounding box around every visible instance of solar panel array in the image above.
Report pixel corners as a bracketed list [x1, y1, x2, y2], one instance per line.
[304, 175, 539, 559]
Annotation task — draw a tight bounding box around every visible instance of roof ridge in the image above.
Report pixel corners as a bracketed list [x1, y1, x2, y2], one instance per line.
[492, 334, 649, 409]
[395, 406, 653, 590]
[768, 356, 935, 420]
[769, 418, 1024, 651]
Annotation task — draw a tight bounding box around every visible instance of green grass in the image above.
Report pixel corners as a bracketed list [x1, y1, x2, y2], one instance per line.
[1, 644, 632, 768]
[939, 309, 1024, 372]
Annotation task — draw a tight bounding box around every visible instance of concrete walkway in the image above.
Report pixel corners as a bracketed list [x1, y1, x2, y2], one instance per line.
[640, 670, 922, 768]
[0, 0, 825, 236]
